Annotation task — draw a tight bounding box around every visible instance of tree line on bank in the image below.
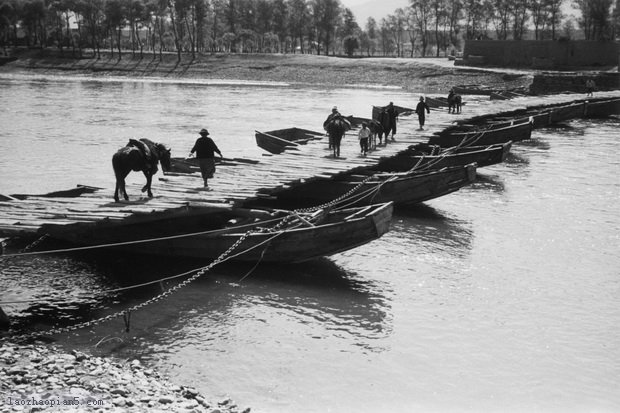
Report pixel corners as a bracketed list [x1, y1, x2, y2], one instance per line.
[0, 0, 618, 60]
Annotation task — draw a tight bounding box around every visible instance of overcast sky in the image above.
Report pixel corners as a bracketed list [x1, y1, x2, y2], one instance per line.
[341, 0, 410, 25]
[341, 0, 580, 28]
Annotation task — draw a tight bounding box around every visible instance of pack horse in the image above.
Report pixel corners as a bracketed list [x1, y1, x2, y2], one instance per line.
[112, 138, 171, 202]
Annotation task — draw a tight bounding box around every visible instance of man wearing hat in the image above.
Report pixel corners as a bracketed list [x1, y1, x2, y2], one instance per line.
[189, 128, 223, 189]
[323, 106, 342, 150]
[386, 101, 398, 141]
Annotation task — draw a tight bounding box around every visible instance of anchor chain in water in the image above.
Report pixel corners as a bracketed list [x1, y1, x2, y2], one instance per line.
[0, 234, 49, 262]
[2, 211, 304, 342]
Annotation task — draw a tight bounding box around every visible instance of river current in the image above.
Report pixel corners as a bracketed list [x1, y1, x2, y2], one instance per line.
[1, 73, 619, 412]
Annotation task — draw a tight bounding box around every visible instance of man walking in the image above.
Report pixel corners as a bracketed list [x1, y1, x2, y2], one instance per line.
[386, 102, 398, 140]
[415, 97, 431, 130]
[189, 128, 223, 190]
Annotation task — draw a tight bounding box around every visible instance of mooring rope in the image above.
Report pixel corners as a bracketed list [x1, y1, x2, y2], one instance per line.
[0, 215, 288, 260]
[2, 211, 302, 342]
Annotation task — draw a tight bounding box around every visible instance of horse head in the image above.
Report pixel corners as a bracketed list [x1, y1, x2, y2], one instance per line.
[154, 142, 172, 172]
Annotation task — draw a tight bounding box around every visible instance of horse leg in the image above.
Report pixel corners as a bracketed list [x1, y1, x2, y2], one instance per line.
[114, 179, 120, 202]
[114, 170, 129, 202]
[122, 179, 128, 200]
[142, 171, 153, 197]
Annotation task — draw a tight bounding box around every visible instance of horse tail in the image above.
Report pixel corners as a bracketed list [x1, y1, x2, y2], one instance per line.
[112, 150, 124, 178]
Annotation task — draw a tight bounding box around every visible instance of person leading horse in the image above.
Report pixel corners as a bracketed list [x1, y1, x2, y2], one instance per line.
[323, 106, 351, 158]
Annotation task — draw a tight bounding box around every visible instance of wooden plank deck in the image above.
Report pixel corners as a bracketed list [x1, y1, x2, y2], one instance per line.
[0, 91, 618, 239]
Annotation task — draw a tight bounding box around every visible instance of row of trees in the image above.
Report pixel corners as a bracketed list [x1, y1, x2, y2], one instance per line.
[0, 0, 618, 60]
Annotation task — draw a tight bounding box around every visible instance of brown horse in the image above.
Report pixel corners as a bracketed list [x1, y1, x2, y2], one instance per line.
[112, 138, 171, 202]
[448, 90, 463, 114]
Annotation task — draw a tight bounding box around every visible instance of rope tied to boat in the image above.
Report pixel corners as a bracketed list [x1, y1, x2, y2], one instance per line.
[1, 210, 306, 342]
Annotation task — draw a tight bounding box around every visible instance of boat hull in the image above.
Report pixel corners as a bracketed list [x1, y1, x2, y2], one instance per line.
[584, 98, 620, 117]
[429, 121, 532, 148]
[40, 203, 393, 263]
[255, 128, 324, 154]
[259, 164, 477, 209]
[374, 142, 511, 172]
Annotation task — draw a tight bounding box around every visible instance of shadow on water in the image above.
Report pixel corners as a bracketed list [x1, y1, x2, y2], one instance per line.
[1, 245, 391, 344]
[0, 250, 122, 336]
[470, 172, 506, 192]
[58, 252, 394, 356]
[517, 137, 551, 150]
[504, 152, 530, 165]
[393, 203, 474, 256]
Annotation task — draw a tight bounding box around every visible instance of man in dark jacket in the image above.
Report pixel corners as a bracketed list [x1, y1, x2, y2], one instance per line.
[386, 102, 398, 140]
[190, 128, 223, 189]
[415, 97, 431, 130]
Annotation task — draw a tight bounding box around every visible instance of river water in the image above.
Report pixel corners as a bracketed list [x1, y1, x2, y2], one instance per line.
[1, 73, 619, 412]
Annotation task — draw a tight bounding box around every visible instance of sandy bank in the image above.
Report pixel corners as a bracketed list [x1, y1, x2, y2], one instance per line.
[1, 49, 533, 92]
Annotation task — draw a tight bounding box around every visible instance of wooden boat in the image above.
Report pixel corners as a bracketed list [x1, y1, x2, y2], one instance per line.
[247, 164, 477, 209]
[424, 96, 451, 109]
[547, 101, 587, 123]
[168, 156, 259, 174]
[9, 185, 102, 200]
[373, 142, 512, 172]
[255, 127, 324, 154]
[489, 90, 527, 100]
[38, 202, 394, 263]
[524, 97, 619, 126]
[372, 104, 415, 120]
[584, 97, 620, 117]
[428, 120, 532, 148]
[344, 115, 373, 128]
[0, 56, 17, 66]
[452, 84, 495, 95]
[0, 304, 9, 330]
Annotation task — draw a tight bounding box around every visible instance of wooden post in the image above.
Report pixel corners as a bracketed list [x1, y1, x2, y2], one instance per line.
[0, 305, 9, 331]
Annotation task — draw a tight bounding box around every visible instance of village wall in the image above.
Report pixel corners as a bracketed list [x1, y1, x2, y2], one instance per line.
[459, 40, 620, 69]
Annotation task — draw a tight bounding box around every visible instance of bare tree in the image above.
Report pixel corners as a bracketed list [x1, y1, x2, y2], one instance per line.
[574, 0, 613, 40]
[387, 8, 406, 56]
[410, 0, 431, 56]
[287, 0, 307, 53]
[379, 17, 394, 55]
[404, 7, 417, 56]
[364, 16, 377, 55]
[509, 0, 529, 40]
[546, 0, 563, 39]
[492, 0, 511, 39]
[463, 0, 483, 39]
[312, 0, 341, 55]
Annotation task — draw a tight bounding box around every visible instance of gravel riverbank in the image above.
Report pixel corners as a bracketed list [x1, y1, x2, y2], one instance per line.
[0, 341, 248, 412]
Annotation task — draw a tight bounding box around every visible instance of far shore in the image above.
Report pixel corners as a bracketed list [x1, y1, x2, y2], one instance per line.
[1, 48, 535, 92]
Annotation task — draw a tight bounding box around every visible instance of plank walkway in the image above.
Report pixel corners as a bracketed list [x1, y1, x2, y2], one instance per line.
[1, 91, 618, 238]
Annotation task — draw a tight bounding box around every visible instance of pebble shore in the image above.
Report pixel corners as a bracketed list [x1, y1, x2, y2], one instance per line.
[0, 341, 249, 413]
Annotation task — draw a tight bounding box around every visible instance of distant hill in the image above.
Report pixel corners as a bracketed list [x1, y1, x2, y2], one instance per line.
[347, 0, 410, 26]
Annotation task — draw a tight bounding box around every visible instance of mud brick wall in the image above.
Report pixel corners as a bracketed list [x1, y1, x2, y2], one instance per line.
[461, 40, 620, 69]
[529, 72, 620, 95]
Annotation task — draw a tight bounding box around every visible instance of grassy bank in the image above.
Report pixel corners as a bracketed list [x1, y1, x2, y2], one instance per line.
[1, 48, 533, 92]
